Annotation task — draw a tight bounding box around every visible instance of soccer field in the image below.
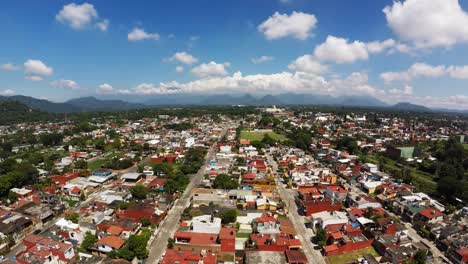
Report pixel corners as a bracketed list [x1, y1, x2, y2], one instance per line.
[240, 130, 288, 141]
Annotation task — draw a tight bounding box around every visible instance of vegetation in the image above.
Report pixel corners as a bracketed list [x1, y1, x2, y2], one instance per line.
[240, 129, 287, 142]
[213, 174, 239, 189]
[220, 209, 238, 224]
[79, 231, 97, 252]
[130, 184, 149, 200]
[110, 229, 151, 260]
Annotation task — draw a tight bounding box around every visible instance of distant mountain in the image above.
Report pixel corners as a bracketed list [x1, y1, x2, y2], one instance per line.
[0, 100, 55, 125]
[0, 95, 80, 113]
[389, 102, 432, 112]
[66, 97, 146, 111]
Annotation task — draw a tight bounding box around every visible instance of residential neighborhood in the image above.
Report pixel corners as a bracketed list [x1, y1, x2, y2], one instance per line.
[0, 106, 466, 264]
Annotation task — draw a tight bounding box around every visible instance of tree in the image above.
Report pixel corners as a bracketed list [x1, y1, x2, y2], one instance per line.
[66, 213, 80, 224]
[74, 159, 88, 169]
[80, 231, 97, 252]
[315, 227, 327, 246]
[221, 209, 238, 224]
[413, 250, 427, 264]
[335, 136, 359, 154]
[140, 218, 151, 227]
[130, 184, 149, 200]
[213, 174, 238, 189]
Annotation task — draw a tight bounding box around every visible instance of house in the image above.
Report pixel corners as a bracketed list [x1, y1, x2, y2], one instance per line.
[451, 247, 468, 264]
[299, 198, 341, 216]
[173, 232, 220, 254]
[311, 211, 348, 230]
[16, 234, 75, 264]
[121, 172, 144, 183]
[191, 215, 222, 234]
[285, 250, 308, 264]
[324, 185, 348, 202]
[96, 236, 125, 253]
[414, 208, 444, 225]
[160, 249, 217, 264]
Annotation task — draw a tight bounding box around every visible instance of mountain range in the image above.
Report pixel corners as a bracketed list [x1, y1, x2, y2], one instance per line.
[0, 94, 463, 114]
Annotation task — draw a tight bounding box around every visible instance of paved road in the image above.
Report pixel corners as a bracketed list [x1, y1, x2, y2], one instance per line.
[265, 152, 327, 264]
[146, 126, 229, 264]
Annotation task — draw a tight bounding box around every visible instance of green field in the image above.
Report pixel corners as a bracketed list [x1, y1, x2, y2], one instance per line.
[88, 152, 123, 171]
[365, 155, 437, 194]
[464, 144, 468, 150]
[326, 247, 379, 264]
[240, 130, 288, 142]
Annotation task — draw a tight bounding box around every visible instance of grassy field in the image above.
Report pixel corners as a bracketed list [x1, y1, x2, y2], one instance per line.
[88, 152, 123, 171]
[365, 155, 437, 194]
[240, 130, 288, 142]
[464, 144, 468, 150]
[326, 247, 379, 264]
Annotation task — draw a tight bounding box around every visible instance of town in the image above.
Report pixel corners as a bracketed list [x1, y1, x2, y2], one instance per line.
[0, 106, 466, 264]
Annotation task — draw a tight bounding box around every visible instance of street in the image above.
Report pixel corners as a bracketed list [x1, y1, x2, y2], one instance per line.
[145, 126, 229, 264]
[265, 152, 327, 264]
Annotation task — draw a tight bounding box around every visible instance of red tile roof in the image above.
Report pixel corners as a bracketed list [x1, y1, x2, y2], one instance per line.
[97, 236, 125, 249]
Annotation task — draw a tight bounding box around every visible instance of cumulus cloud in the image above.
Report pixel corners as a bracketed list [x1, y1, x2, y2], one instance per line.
[97, 83, 115, 93]
[366, 39, 396, 54]
[258, 11, 317, 40]
[96, 19, 109, 31]
[288, 55, 328, 74]
[175, 66, 184, 73]
[380, 63, 468, 82]
[169, 52, 198, 65]
[251, 56, 274, 64]
[128, 27, 160, 41]
[0, 89, 15, 96]
[191, 61, 229, 78]
[50, 79, 80, 90]
[24, 59, 53, 81]
[1, 63, 19, 71]
[447, 65, 468, 79]
[56, 2, 108, 31]
[314, 36, 369, 64]
[383, 0, 468, 48]
[389, 85, 413, 95]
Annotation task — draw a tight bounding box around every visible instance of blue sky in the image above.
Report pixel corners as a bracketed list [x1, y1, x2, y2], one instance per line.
[1, 0, 468, 109]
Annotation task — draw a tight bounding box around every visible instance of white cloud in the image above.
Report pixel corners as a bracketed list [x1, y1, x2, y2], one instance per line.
[24, 59, 53, 81]
[128, 27, 160, 42]
[288, 55, 328, 74]
[366, 39, 396, 54]
[1, 63, 19, 71]
[258, 11, 317, 40]
[380, 63, 468, 82]
[169, 52, 198, 65]
[96, 19, 109, 31]
[251, 56, 274, 64]
[56, 3, 98, 29]
[176, 66, 184, 73]
[191, 61, 229, 78]
[447, 65, 468, 79]
[389, 85, 413, 95]
[383, 0, 468, 48]
[26, 75, 44, 81]
[314, 36, 368, 64]
[97, 83, 115, 93]
[0, 89, 16, 96]
[50, 79, 80, 90]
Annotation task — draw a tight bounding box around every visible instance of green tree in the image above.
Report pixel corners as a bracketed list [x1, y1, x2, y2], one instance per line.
[80, 231, 97, 252]
[221, 209, 238, 224]
[130, 184, 149, 200]
[74, 159, 88, 169]
[413, 250, 427, 264]
[213, 174, 238, 189]
[315, 227, 327, 246]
